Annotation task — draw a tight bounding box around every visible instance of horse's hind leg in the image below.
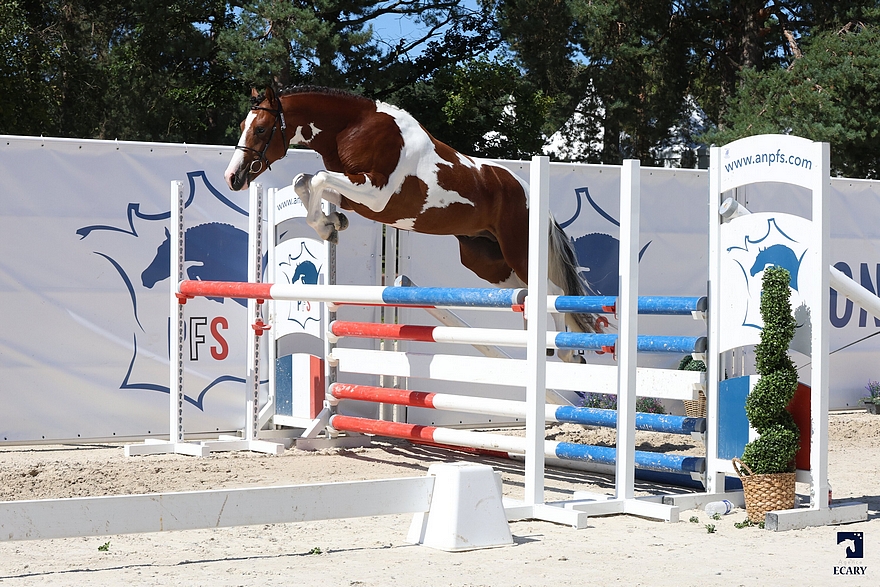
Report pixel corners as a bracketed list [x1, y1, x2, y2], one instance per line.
[456, 235, 523, 287]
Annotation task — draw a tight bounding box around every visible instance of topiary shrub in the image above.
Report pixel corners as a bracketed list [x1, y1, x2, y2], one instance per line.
[678, 355, 706, 372]
[740, 267, 800, 475]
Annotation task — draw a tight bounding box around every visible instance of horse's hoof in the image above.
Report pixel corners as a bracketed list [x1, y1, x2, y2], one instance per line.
[336, 212, 349, 231]
[327, 229, 339, 245]
[546, 348, 555, 357]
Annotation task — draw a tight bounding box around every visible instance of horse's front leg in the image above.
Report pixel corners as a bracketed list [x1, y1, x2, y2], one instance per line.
[293, 173, 349, 243]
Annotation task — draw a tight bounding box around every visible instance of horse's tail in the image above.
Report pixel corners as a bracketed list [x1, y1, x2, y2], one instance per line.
[547, 216, 602, 334]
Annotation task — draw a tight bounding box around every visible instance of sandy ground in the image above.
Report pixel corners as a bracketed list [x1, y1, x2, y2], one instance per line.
[0, 412, 878, 587]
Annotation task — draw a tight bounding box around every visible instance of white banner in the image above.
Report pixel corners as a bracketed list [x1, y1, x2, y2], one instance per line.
[0, 136, 379, 443]
[1, 136, 879, 443]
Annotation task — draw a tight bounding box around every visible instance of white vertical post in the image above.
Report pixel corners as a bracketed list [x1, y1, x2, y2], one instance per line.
[170, 180, 185, 444]
[705, 146, 722, 495]
[524, 156, 550, 506]
[265, 187, 278, 427]
[811, 142, 831, 509]
[615, 160, 639, 500]
[245, 183, 264, 442]
[125, 181, 209, 456]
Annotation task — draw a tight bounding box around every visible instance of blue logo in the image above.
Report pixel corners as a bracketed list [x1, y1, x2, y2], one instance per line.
[142, 224, 249, 307]
[277, 241, 324, 330]
[749, 244, 802, 291]
[559, 187, 651, 296]
[726, 217, 807, 331]
[76, 171, 251, 410]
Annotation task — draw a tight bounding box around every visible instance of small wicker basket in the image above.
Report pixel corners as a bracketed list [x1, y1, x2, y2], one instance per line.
[683, 390, 707, 418]
[733, 457, 796, 523]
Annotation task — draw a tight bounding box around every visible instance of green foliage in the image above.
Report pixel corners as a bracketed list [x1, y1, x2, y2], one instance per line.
[705, 523, 716, 533]
[741, 424, 800, 475]
[862, 380, 880, 404]
[679, 355, 707, 372]
[741, 267, 800, 475]
[734, 518, 759, 529]
[386, 57, 554, 159]
[98, 541, 110, 552]
[707, 23, 880, 178]
[5, 0, 880, 175]
[580, 393, 666, 414]
[581, 393, 617, 410]
[0, 0, 240, 143]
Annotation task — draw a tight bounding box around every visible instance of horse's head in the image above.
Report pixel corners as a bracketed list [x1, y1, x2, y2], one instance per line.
[224, 87, 289, 191]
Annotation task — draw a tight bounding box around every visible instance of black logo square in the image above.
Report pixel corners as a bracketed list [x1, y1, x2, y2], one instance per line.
[837, 532, 864, 559]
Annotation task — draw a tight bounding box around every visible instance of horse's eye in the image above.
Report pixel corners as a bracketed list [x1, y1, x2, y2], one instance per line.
[255, 126, 266, 135]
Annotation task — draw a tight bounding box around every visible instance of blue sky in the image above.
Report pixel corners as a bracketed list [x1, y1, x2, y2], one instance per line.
[370, 0, 482, 56]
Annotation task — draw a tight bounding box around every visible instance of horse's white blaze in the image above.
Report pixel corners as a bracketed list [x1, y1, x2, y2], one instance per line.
[375, 102, 476, 215]
[224, 111, 256, 181]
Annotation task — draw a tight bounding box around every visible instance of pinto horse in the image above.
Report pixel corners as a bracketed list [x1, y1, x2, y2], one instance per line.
[224, 86, 602, 357]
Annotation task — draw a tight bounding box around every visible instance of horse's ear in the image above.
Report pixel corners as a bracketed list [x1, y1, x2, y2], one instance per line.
[250, 88, 260, 99]
[265, 86, 276, 103]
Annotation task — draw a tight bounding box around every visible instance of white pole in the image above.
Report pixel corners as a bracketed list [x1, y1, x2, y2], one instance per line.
[615, 160, 639, 500]
[811, 142, 831, 509]
[245, 183, 264, 442]
[266, 188, 278, 427]
[524, 156, 550, 506]
[830, 266, 880, 319]
[706, 146, 723, 495]
[170, 181, 185, 444]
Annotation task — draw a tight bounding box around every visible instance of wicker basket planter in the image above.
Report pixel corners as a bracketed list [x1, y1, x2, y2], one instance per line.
[683, 390, 707, 418]
[733, 458, 796, 523]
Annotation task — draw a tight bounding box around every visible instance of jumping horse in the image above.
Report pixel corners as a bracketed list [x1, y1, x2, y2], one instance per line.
[224, 86, 602, 360]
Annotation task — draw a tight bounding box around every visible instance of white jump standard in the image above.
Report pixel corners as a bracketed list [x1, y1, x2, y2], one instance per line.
[125, 182, 287, 457]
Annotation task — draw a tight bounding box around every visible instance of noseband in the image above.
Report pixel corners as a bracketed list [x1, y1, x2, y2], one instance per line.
[236, 101, 288, 175]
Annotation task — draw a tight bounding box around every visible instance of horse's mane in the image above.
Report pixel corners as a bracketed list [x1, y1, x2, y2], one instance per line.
[251, 85, 374, 107]
[278, 85, 374, 104]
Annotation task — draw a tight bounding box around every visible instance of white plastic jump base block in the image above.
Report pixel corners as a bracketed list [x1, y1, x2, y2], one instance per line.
[503, 501, 589, 529]
[0, 476, 435, 542]
[125, 437, 287, 457]
[124, 438, 210, 457]
[553, 493, 680, 523]
[291, 407, 374, 451]
[407, 462, 513, 551]
[765, 502, 868, 532]
[663, 488, 745, 512]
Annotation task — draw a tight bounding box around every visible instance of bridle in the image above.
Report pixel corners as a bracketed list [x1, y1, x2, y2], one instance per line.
[236, 100, 288, 175]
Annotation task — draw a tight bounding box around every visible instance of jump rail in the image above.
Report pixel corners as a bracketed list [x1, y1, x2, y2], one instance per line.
[329, 415, 705, 474]
[329, 320, 707, 354]
[547, 295, 707, 316]
[329, 383, 706, 435]
[178, 281, 526, 309]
